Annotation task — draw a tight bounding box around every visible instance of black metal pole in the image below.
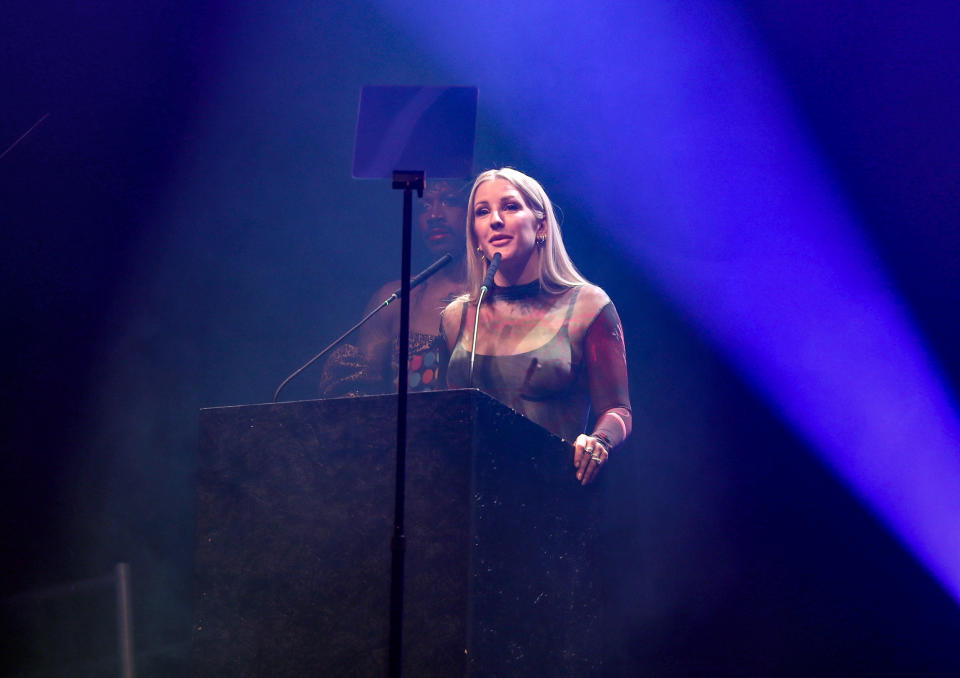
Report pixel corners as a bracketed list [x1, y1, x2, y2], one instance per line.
[388, 170, 423, 678]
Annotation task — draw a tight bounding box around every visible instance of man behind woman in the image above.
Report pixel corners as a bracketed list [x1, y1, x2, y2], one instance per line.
[319, 180, 469, 395]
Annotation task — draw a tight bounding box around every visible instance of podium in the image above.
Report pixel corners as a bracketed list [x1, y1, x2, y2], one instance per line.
[192, 389, 601, 677]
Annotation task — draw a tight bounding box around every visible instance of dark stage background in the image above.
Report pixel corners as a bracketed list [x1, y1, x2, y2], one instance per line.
[3, 1, 959, 676]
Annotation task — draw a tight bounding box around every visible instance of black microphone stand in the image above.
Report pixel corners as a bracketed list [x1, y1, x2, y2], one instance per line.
[272, 253, 450, 403]
[273, 170, 425, 678]
[388, 169, 423, 678]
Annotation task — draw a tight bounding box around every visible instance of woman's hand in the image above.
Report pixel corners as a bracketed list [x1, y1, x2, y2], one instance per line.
[574, 434, 609, 485]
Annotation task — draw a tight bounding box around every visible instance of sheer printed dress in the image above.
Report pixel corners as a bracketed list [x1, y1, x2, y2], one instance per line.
[443, 281, 631, 448]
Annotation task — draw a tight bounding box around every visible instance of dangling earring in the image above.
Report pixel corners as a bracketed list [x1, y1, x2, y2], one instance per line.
[535, 232, 546, 249]
[476, 246, 486, 261]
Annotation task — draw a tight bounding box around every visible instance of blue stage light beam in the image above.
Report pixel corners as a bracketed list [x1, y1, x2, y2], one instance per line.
[375, 0, 960, 600]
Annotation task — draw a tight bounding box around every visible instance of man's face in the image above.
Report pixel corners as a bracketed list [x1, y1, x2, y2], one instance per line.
[417, 182, 467, 257]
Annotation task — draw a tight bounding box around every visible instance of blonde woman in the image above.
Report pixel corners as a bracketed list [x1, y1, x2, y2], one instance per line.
[441, 169, 631, 485]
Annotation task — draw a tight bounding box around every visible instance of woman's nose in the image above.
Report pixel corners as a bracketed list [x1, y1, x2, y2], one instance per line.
[490, 210, 504, 228]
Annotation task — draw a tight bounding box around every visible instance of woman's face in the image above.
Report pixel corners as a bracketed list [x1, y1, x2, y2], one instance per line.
[417, 182, 467, 257]
[472, 178, 544, 283]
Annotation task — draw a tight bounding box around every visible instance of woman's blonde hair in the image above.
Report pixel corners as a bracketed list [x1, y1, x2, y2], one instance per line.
[462, 168, 588, 301]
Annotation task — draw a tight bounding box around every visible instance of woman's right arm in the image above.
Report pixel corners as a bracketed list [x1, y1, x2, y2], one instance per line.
[438, 301, 466, 387]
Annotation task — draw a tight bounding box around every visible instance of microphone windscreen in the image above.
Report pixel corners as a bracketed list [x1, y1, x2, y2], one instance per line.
[481, 252, 502, 291]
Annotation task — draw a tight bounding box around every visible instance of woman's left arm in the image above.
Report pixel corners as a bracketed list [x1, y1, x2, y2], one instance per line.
[574, 301, 632, 485]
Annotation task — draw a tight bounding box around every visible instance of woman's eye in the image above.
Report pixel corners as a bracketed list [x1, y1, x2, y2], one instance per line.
[475, 208, 488, 217]
[505, 203, 520, 211]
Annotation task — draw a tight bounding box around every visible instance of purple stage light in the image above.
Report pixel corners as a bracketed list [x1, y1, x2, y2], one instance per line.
[376, 0, 960, 600]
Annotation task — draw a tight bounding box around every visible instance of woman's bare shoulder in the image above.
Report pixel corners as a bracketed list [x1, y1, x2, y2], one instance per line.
[574, 284, 613, 313]
[440, 296, 468, 337]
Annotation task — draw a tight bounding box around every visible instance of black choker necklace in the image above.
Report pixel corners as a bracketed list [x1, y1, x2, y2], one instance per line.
[489, 280, 542, 300]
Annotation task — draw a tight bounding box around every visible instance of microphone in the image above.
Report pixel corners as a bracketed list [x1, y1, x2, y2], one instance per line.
[273, 254, 454, 402]
[480, 252, 502, 293]
[469, 252, 502, 386]
[384, 253, 452, 304]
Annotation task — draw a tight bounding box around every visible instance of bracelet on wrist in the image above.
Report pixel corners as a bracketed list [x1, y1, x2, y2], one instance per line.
[592, 431, 613, 452]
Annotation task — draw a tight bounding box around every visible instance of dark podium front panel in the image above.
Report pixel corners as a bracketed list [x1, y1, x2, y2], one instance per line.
[193, 389, 600, 677]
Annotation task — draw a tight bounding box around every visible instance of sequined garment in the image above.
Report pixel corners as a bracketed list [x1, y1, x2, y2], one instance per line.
[318, 331, 445, 397]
